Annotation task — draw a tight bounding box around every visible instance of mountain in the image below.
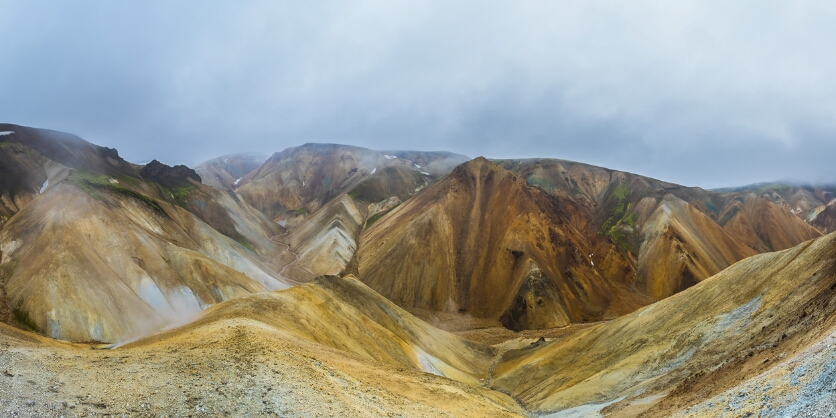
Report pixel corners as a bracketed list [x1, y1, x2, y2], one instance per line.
[0, 125, 291, 343]
[354, 157, 651, 330]
[715, 181, 836, 234]
[490, 230, 836, 416]
[353, 157, 821, 329]
[495, 158, 821, 298]
[235, 143, 467, 227]
[194, 152, 268, 191]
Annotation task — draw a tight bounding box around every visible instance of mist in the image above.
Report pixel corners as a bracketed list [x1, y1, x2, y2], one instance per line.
[1, 1, 835, 188]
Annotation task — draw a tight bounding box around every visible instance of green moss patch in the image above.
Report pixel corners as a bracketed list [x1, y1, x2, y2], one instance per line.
[67, 170, 165, 213]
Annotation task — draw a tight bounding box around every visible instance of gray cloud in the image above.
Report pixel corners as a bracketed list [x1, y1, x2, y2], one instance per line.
[1, 1, 835, 188]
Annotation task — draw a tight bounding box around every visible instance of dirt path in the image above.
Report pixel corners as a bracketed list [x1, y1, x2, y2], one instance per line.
[271, 234, 300, 279]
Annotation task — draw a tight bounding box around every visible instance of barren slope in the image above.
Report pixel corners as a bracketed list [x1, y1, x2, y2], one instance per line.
[0, 277, 524, 417]
[490, 231, 836, 416]
[0, 126, 292, 343]
[0, 182, 289, 343]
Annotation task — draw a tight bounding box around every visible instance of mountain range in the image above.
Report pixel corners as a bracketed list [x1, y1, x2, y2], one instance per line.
[2, 123, 835, 416]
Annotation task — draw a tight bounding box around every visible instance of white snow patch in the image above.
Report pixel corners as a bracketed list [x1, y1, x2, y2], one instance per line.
[0, 131, 13, 136]
[591, 261, 594, 266]
[420, 171, 430, 176]
[39, 179, 49, 194]
[371, 168, 377, 174]
[414, 163, 421, 169]
[224, 158, 229, 163]
[234, 177, 242, 185]
[384, 155, 397, 160]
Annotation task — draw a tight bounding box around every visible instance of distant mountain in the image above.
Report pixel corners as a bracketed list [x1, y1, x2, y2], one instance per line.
[195, 153, 268, 191]
[235, 144, 468, 226]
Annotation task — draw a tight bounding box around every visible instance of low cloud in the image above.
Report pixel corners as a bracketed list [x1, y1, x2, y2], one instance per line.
[1, 1, 835, 188]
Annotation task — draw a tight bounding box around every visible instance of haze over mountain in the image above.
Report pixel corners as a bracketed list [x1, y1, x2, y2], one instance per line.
[2, 123, 836, 417]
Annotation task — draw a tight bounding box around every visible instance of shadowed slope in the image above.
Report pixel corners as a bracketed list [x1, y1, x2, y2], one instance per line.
[490, 231, 836, 415]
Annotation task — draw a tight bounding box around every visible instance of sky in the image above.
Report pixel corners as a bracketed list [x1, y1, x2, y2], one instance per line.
[1, 1, 835, 188]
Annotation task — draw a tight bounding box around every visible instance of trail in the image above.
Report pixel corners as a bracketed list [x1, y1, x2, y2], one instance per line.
[271, 233, 300, 279]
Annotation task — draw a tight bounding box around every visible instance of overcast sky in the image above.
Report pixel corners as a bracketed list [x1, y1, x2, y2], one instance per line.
[1, 1, 835, 188]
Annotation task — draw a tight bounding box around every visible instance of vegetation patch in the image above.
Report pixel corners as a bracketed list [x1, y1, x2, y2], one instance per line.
[237, 238, 256, 253]
[12, 308, 40, 333]
[67, 170, 165, 213]
[366, 204, 400, 227]
[166, 184, 197, 205]
[600, 183, 636, 251]
[525, 175, 556, 193]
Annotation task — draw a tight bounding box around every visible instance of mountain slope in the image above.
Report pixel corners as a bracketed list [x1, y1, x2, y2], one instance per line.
[355, 157, 647, 329]
[496, 158, 822, 300]
[0, 181, 289, 343]
[490, 230, 836, 416]
[0, 125, 292, 343]
[0, 278, 524, 417]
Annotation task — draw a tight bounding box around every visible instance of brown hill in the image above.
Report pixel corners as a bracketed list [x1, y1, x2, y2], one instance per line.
[355, 157, 649, 330]
[490, 230, 836, 416]
[356, 157, 823, 328]
[495, 158, 822, 300]
[0, 277, 524, 417]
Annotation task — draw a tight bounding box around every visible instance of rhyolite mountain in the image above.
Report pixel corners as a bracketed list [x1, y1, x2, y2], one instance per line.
[3, 123, 836, 417]
[0, 124, 290, 342]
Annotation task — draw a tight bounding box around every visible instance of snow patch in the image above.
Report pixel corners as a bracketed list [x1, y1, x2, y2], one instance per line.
[420, 172, 430, 176]
[224, 158, 229, 164]
[39, 179, 49, 194]
[414, 163, 421, 169]
[371, 168, 377, 174]
[233, 177, 242, 185]
[384, 155, 397, 160]
[0, 131, 13, 136]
